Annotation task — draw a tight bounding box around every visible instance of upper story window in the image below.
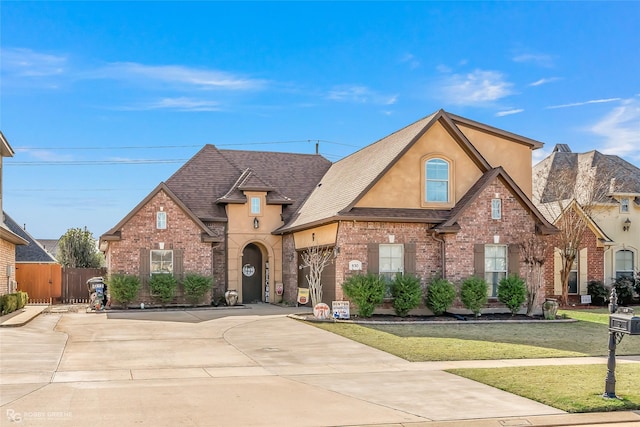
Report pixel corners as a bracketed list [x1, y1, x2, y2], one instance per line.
[156, 211, 167, 229]
[620, 198, 630, 213]
[425, 158, 449, 203]
[250, 196, 261, 215]
[491, 199, 502, 220]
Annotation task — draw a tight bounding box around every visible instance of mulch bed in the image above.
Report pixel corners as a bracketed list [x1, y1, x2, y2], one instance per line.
[292, 312, 572, 323]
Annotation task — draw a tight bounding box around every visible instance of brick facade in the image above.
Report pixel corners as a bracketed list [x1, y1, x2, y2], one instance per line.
[0, 239, 17, 295]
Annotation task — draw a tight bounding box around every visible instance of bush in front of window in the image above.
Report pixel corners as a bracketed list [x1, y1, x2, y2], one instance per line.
[587, 280, 608, 306]
[149, 274, 177, 306]
[497, 274, 526, 316]
[183, 273, 212, 306]
[460, 276, 488, 318]
[108, 274, 141, 308]
[341, 273, 386, 318]
[425, 278, 456, 316]
[613, 277, 635, 306]
[390, 274, 422, 317]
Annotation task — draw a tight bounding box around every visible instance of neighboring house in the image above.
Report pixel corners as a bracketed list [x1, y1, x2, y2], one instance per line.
[534, 144, 640, 303]
[38, 239, 60, 259]
[101, 110, 556, 310]
[5, 214, 62, 302]
[0, 132, 28, 296]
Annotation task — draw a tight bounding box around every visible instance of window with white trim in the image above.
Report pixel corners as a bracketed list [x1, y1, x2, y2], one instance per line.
[425, 158, 449, 203]
[616, 250, 634, 280]
[491, 199, 502, 220]
[151, 250, 173, 274]
[379, 244, 404, 282]
[485, 245, 507, 297]
[156, 211, 167, 229]
[250, 196, 261, 215]
[620, 198, 629, 213]
[568, 259, 578, 294]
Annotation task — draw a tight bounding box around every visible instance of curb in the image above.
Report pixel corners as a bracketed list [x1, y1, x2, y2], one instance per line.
[288, 313, 578, 325]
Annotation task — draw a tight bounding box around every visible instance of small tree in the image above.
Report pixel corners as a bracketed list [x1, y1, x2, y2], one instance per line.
[183, 273, 212, 306]
[108, 274, 140, 308]
[460, 276, 488, 318]
[520, 235, 547, 316]
[497, 274, 527, 315]
[390, 274, 422, 317]
[342, 273, 385, 318]
[149, 274, 177, 306]
[425, 278, 456, 316]
[57, 227, 104, 268]
[299, 243, 335, 307]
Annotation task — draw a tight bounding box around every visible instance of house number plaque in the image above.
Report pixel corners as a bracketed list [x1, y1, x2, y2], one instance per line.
[242, 264, 255, 277]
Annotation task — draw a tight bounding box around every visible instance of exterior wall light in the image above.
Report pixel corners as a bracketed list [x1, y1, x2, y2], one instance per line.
[623, 218, 631, 232]
[253, 217, 259, 229]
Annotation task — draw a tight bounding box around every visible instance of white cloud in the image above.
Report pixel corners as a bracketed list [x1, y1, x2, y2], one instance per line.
[590, 99, 640, 160]
[547, 98, 622, 109]
[1, 47, 67, 77]
[439, 69, 514, 105]
[119, 97, 222, 112]
[326, 85, 398, 105]
[513, 53, 554, 68]
[529, 77, 561, 87]
[400, 53, 420, 69]
[496, 109, 524, 117]
[90, 62, 266, 91]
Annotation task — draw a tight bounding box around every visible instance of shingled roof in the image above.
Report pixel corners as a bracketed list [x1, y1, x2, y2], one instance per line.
[4, 213, 57, 263]
[165, 145, 331, 222]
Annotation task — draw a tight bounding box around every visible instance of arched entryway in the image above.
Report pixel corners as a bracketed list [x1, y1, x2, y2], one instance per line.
[241, 243, 263, 303]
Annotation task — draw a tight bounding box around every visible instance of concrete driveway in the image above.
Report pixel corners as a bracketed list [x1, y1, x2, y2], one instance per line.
[1, 304, 571, 426]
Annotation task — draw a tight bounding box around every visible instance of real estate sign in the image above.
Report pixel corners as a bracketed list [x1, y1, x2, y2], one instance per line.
[332, 301, 350, 319]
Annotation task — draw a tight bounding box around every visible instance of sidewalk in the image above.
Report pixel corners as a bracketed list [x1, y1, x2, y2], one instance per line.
[0, 304, 48, 327]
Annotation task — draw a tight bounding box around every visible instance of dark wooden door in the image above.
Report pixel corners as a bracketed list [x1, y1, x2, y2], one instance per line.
[242, 244, 262, 303]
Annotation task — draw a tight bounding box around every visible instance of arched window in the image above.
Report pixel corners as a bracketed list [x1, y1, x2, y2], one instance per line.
[425, 158, 449, 203]
[615, 250, 634, 280]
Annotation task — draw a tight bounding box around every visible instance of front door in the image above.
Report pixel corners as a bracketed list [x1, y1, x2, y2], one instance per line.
[242, 243, 262, 303]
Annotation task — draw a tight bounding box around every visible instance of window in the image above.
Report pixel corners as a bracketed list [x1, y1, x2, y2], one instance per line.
[151, 250, 173, 274]
[620, 198, 629, 213]
[379, 244, 404, 281]
[250, 196, 261, 215]
[616, 250, 634, 280]
[485, 245, 507, 297]
[491, 199, 502, 220]
[425, 158, 449, 202]
[156, 211, 167, 229]
[568, 259, 578, 294]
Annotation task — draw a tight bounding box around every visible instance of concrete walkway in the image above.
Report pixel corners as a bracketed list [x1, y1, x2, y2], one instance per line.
[1, 304, 638, 426]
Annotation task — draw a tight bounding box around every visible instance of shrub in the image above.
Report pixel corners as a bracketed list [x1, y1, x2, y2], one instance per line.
[1, 293, 18, 315]
[460, 276, 488, 318]
[587, 280, 608, 306]
[108, 274, 141, 308]
[341, 273, 386, 318]
[613, 277, 634, 306]
[149, 274, 177, 305]
[390, 274, 422, 317]
[497, 274, 527, 315]
[17, 291, 28, 309]
[425, 278, 456, 316]
[183, 273, 212, 306]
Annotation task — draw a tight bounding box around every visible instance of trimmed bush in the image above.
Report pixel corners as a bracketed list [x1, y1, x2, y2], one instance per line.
[342, 273, 386, 318]
[390, 274, 422, 317]
[587, 280, 608, 306]
[0, 293, 18, 315]
[149, 274, 177, 305]
[460, 276, 488, 318]
[17, 291, 28, 309]
[425, 278, 456, 316]
[108, 274, 141, 308]
[614, 277, 634, 306]
[497, 274, 527, 315]
[183, 273, 212, 306]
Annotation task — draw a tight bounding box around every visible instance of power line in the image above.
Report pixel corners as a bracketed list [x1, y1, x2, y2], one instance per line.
[7, 159, 188, 166]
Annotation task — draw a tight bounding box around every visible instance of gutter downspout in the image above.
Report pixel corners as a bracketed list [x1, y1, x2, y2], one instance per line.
[429, 230, 446, 279]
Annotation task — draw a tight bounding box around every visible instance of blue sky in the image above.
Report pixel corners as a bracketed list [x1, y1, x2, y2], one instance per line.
[1, 1, 639, 239]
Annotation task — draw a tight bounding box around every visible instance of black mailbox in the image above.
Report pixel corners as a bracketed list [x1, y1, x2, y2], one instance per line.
[609, 308, 640, 335]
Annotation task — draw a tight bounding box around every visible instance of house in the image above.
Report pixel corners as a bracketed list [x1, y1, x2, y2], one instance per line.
[0, 132, 28, 296]
[534, 145, 640, 303]
[4, 214, 62, 303]
[101, 110, 556, 310]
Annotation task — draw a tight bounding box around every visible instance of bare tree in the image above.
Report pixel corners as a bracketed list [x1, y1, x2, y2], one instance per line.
[534, 158, 614, 306]
[520, 235, 548, 316]
[299, 243, 335, 308]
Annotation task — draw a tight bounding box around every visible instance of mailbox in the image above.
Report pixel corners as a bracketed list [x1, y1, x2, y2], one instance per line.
[609, 308, 640, 335]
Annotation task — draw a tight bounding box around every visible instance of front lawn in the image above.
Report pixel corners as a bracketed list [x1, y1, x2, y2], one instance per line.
[448, 364, 640, 412]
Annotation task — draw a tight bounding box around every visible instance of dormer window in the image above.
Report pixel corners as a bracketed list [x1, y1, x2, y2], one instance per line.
[620, 197, 629, 213]
[425, 158, 449, 203]
[156, 211, 167, 229]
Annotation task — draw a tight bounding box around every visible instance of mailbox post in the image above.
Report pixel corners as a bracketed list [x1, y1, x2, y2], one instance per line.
[604, 287, 640, 399]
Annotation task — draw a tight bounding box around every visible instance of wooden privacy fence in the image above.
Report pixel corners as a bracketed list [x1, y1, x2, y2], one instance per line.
[62, 267, 107, 304]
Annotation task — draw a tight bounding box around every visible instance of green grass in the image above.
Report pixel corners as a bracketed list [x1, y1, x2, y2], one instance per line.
[310, 307, 640, 361]
[448, 364, 640, 412]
